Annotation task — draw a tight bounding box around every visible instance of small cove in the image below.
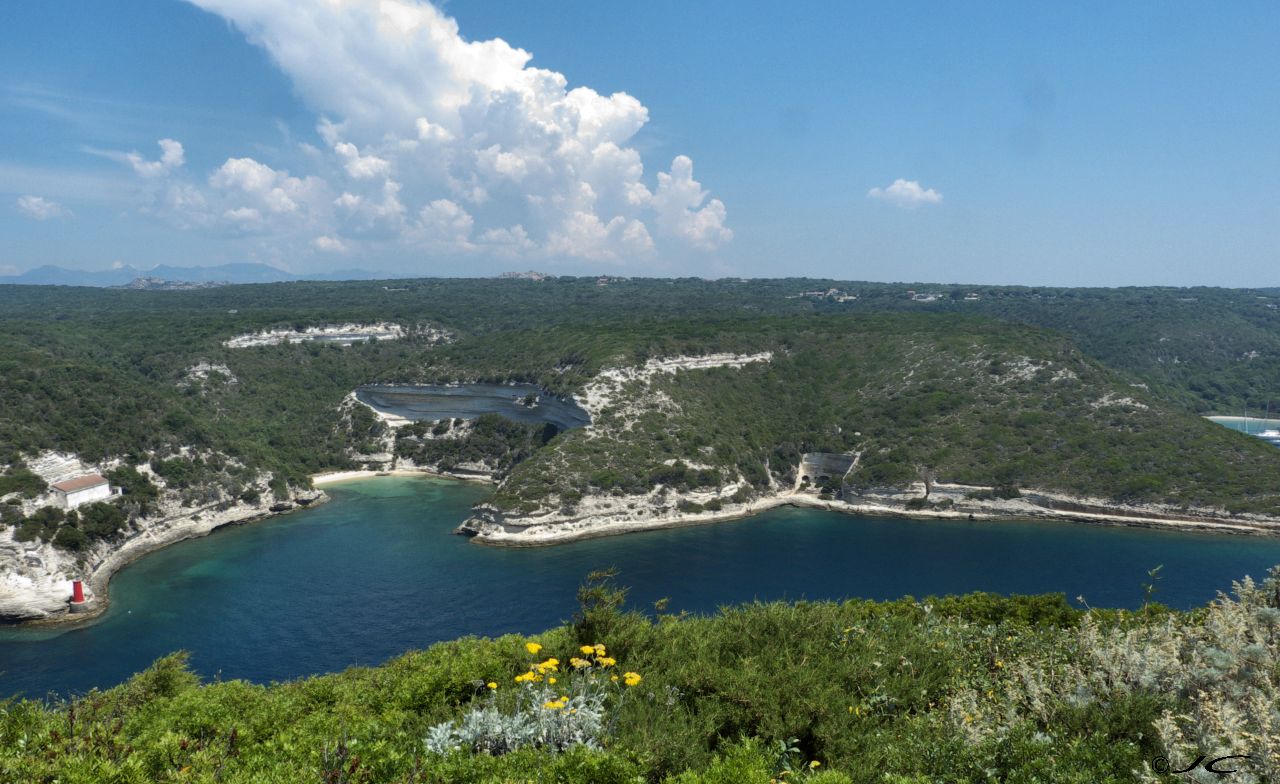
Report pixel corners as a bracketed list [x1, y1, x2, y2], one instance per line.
[3, 476, 1280, 699]
[355, 383, 591, 430]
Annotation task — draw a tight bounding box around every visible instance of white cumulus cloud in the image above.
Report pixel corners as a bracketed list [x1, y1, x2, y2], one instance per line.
[334, 142, 391, 180]
[161, 0, 730, 264]
[417, 198, 474, 249]
[209, 157, 323, 215]
[651, 156, 733, 250]
[125, 138, 186, 178]
[15, 194, 70, 220]
[868, 179, 943, 209]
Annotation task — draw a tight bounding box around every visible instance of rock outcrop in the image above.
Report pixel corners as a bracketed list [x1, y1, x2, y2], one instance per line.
[0, 488, 325, 625]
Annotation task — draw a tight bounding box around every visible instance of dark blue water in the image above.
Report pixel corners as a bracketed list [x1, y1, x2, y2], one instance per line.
[356, 384, 591, 430]
[3, 476, 1279, 699]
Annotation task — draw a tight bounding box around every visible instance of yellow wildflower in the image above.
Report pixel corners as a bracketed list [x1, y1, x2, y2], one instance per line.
[610, 674, 619, 682]
[809, 761, 821, 769]
[486, 682, 497, 690]
[593, 643, 606, 656]
[525, 642, 542, 655]
[548, 677, 557, 685]
[995, 659, 1004, 669]
[580, 645, 596, 655]
[596, 656, 616, 667]
[570, 657, 592, 669]
[623, 671, 642, 687]
[543, 700, 564, 710]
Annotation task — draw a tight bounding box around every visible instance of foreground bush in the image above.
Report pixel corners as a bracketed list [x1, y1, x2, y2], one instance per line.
[2, 568, 1277, 783]
[424, 642, 635, 755]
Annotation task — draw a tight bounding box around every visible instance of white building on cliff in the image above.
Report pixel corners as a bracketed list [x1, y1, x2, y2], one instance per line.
[51, 474, 113, 509]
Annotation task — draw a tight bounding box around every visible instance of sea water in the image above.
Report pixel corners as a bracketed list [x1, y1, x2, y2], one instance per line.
[3, 476, 1279, 698]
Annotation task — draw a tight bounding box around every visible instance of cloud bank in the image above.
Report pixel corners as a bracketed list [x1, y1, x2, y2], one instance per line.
[868, 179, 943, 209]
[115, 0, 732, 267]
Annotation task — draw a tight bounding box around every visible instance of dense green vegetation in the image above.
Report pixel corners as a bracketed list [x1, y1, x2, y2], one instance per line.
[3, 569, 1277, 783]
[0, 466, 45, 498]
[5, 277, 1277, 412]
[481, 315, 1280, 515]
[4, 277, 1280, 552]
[9, 501, 129, 551]
[395, 415, 558, 476]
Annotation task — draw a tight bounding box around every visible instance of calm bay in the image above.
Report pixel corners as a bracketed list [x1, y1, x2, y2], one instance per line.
[3, 475, 1280, 699]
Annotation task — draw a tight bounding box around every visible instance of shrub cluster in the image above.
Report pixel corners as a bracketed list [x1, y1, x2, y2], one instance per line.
[423, 641, 637, 756]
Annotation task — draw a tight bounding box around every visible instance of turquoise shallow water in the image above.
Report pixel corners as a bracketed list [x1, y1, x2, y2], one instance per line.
[3, 476, 1280, 699]
[1210, 416, 1280, 445]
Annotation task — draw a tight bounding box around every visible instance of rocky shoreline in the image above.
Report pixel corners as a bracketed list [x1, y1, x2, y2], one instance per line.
[457, 482, 1280, 547]
[9, 467, 1279, 628]
[0, 489, 327, 628]
[312, 465, 499, 487]
[0, 467, 498, 628]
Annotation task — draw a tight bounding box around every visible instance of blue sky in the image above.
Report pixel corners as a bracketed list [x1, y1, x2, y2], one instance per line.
[1, 1, 1277, 285]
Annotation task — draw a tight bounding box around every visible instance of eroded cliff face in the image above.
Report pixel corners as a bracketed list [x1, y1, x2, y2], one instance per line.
[338, 392, 499, 480]
[0, 535, 75, 621]
[458, 476, 1280, 547]
[457, 482, 770, 545]
[0, 489, 326, 624]
[458, 353, 782, 543]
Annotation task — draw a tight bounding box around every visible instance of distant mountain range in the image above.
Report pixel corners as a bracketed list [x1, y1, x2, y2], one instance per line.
[0, 263, 390, 287]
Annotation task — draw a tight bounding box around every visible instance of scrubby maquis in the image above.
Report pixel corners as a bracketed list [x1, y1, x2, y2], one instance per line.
[2, 569, 1277, 782]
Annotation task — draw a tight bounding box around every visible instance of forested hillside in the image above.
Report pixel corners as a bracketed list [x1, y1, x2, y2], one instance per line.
[4, 277, 1280, 548]
[5, 277, 1277, 411]
[471, 314, 1280, 516]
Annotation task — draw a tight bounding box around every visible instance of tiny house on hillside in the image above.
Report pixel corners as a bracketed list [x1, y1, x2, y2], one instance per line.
[51, 474, 113, 510]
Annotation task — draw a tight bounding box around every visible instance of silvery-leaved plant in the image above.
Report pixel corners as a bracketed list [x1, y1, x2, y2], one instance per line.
[424, 642, 635, 756]
[946, 566, 1280, 784]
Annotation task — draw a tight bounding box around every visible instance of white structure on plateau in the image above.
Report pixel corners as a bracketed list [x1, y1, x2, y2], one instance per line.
[51, 474, 112, 510]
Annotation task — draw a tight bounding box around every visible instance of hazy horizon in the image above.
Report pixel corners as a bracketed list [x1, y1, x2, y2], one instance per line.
[6, 260, 1280, 292]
